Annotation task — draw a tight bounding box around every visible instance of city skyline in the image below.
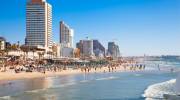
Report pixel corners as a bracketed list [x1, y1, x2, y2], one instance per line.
[0, 0, 180, 56]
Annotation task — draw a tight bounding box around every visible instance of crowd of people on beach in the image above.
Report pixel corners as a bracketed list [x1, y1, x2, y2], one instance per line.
[80, 63, 146, 74]
[0, 56, 147, 75]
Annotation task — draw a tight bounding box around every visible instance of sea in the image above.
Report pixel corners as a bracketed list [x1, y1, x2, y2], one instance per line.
[0, 56, 180, 100]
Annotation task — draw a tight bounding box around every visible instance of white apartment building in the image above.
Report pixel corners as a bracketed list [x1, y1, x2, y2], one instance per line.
[0, 37, 6, 50]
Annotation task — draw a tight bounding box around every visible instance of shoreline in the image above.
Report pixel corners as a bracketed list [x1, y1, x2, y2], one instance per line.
[0, 66, 141, 81]
[0, 69, 82, 81]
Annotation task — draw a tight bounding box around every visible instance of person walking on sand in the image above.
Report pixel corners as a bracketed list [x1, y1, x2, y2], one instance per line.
[112, 67, 114, 72]
[85, 68, 87, 73]
[143, 65, 146, 70]
[43, 67, 46, 74]
[108, 66, 111, 72]
[87, 67, 89, 73]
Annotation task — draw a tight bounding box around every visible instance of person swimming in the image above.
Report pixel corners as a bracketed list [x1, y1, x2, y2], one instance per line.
[157, 64, 160, 71]
[170, 68, 174, 73]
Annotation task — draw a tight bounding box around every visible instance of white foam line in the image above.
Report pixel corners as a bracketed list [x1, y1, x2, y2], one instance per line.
[25, 82, 77, 93]
[25, 88, 46, 93]
[0, 96, 11, 100]
[80, 80, 90, 83]
[96, 76, 118, 81]
[134, 74, 142, 77]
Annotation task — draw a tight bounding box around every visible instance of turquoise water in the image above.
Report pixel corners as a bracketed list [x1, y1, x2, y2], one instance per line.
[0, 58, 180, 100]
[0, 71, 177, 100]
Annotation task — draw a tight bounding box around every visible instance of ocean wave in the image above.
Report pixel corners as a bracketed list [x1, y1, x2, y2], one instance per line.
[0, 96, 11, 100]
[95, 76, 118, 81]
[25, 82, 77, 93]
[134, 74, 142, 77]
[25, 88, 46, 93]
[143, 79, 176, 100]
[80, 80, 90, 83]
[53, 82, 77, 88]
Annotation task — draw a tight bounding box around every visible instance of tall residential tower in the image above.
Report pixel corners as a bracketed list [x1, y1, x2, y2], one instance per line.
[25, 0, 52, 48]
[108, 42, 120, 58]
[76, 39, 94, 57]
[60, 21, 74, 48]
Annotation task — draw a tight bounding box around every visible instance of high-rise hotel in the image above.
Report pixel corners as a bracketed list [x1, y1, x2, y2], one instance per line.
[25, 0, 52, 48]
[60, 21, 74, 48]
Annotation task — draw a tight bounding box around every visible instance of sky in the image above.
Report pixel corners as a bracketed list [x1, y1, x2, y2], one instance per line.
[0, 0, 180, 56]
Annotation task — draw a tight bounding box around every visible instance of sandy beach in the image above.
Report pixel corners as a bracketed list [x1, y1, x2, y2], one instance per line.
[0, 65, 134, 81]
[0, 69, 81, 81]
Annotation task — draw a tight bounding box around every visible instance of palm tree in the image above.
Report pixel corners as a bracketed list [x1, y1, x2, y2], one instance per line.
[42, 51, 45, 59]
[38, 51, 45, 60]
[4, 44, 12, 56]
[20, 45, 30, 60]
[11, 44, 18, 51]
[31, 48, 36, 60]
[47, 51, 52, 59]
[38, 52, 41, 60]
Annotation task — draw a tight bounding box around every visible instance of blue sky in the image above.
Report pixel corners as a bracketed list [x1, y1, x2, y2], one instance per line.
[0, 0, 180, 56]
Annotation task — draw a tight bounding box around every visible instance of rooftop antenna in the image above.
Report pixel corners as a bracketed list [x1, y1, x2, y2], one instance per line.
[85, 33, 90, 40]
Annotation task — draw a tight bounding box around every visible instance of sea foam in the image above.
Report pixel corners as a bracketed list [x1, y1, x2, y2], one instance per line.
[0, 96, 11, 100]
[95, 76, 118, 81]
[25, 82, 77, 94]
[143, 79, 176, 100]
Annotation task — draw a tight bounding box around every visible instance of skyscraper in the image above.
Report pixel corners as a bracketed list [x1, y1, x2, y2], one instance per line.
[76, 39, 94, 57]
[108, 42, 115, 56]
[93, 40, 105, 57]
[60, 21, 74, 48]
[25, 0, 52, 48]
[108, 42, 120, 58]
